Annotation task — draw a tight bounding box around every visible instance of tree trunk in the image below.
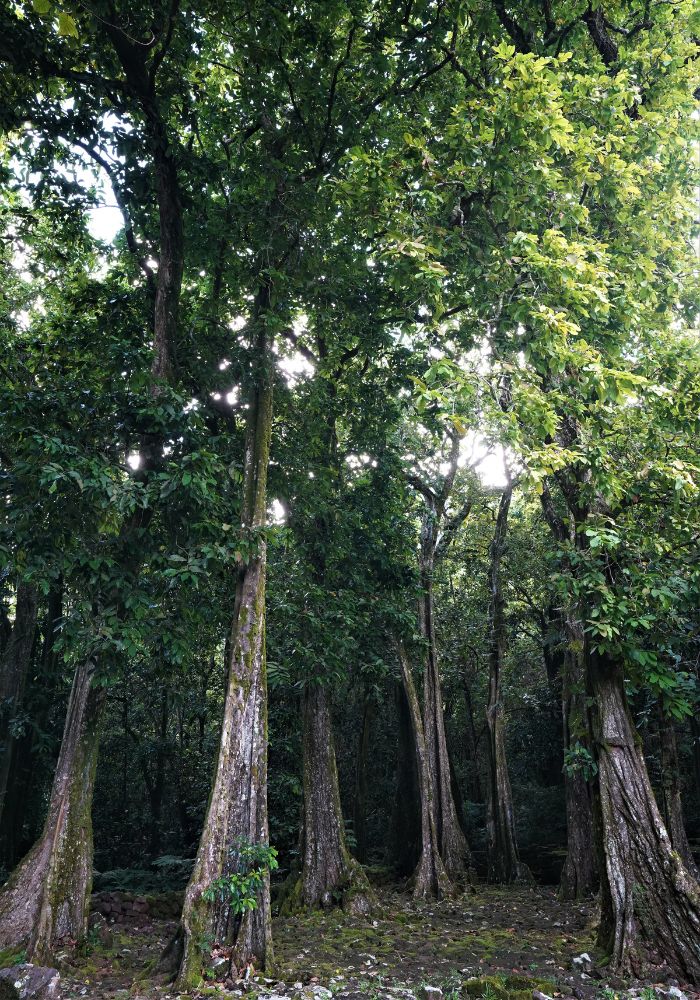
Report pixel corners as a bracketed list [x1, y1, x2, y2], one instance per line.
[590, 648, 700, 983]
[461, 670, 483, 803]
[391, 681, 421, 877]
[0, 43, 183, 958]
[484, 486, 529, 884]
[299, 685, 372, 913]
[558, 618, 598, 900]
[419, 514, 470, 881]
[0, 582, 39, 831]
[539, 493, 599, 901]
[397, 641, 452, 899]
[0, 659, 103, 961]
[176, 308, 274, 986]
[353, 696, 373, 865]
[658, 704, 699, 881]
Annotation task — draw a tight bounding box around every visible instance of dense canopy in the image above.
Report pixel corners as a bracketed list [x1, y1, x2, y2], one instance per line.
[0, 1, 699, 997]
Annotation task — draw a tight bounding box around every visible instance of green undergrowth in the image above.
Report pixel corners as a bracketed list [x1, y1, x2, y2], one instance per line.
[461, 974, 555, 1000]
[0, 947, 26, 969]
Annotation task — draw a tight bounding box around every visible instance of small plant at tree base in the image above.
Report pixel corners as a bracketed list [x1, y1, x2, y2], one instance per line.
[203, 839, 278, 916]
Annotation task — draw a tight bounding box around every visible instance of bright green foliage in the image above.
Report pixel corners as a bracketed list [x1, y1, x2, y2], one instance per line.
[202, 840, 278, 914]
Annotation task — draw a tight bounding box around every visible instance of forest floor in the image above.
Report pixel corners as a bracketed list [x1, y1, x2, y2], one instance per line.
[58, 887, 696, 1000]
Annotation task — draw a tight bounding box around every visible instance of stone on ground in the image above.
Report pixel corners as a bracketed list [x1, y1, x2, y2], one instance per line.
[0, 966, 60, 1000]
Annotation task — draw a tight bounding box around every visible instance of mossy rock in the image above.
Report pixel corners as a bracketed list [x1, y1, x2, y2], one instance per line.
[462, 975, 552, 1000]
[503, 976, 552, 990]
[0, 949, 25, 970]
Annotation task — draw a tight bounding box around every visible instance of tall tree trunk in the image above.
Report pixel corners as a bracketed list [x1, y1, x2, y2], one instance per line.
[299, 685, 372, 913]
[176, 307, 274, 986]
[419, 515, 470, 880]
[540, 493, 599, 901]
[0, 582, 39, 831]
[658, 704, 699, 881]
[558, 618, 598, 900]
[0, 659, 103, 961]
[353, 696, 373, 865]
[391, 681, 421, 877]
[590, 648, 700, 982]
[287, 360, 373, 912]
[0, 36, 183, 958]
[397, 642, 452, 899]
[484, 486, 528, 884]
[461, 668, 483, 803]
[541, 452, 700, 977]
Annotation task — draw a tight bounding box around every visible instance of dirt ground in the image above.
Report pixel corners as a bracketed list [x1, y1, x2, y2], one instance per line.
[57, 887, 695, 1000]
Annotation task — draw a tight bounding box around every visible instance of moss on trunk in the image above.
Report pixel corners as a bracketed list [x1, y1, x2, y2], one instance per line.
[175, 308, 274, 987]
[397, 641, 452, 900]
[559, 620, 598, 901]
[419, 518, 470, 882]
[298, 684, 374, 914]
[590, 649, 700, 984]
[0, 659, 103, 962]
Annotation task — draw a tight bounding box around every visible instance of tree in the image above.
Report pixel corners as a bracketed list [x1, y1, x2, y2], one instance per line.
[483, 481, 529, 884]
[0, 0, 186, 958]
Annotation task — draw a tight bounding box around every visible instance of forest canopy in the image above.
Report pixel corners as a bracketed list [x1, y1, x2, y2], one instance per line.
[0, 0, 699, 996]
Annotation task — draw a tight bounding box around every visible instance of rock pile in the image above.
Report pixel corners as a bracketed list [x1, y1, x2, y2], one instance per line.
[90, 890, 182, 923]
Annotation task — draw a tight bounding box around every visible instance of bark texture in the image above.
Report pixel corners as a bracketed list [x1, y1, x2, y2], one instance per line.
[177, 310, 273, 985]
[299, 685, 373, 913]
[558, 618, 598, 900]
[419, 509, 470, 881]
[397, 642, 452, 899]
[0, 659, 103, 961]
[484, 486, 529, 884]
[0, 582, 38, 832]
[408, 435, 473, 884]
[539, 494, 598, 901]
[590, 650, 700, 983]
[658, 706, 699, 881]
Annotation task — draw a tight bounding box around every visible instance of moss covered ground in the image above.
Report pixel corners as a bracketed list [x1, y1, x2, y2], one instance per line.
[53, 886, 642, 1000]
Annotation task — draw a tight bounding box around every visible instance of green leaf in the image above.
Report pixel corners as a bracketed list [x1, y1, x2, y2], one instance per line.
[32, 0, 51, 13]
[57, 10, 79, 37]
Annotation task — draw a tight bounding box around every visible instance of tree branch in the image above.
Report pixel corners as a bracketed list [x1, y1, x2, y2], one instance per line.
[72, 139, 156, 292]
